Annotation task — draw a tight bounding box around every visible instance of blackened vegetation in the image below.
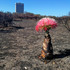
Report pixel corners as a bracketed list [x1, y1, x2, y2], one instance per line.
[12, 12, 41, 20]
[0, 11, 70, 31]
[0, 12, 25, 33]
[0, 12, 13, 27]
[63, 17, 70, 31]
[56, 17, 70, 31]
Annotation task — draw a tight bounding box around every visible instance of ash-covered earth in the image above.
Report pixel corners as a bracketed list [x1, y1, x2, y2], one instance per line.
[0, 19, 70, 70]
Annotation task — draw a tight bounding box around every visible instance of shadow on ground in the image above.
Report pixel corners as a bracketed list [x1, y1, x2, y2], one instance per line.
[35, 49, 70, 64]
[0, 26, 24, 33]
[53, 49, 70, 59]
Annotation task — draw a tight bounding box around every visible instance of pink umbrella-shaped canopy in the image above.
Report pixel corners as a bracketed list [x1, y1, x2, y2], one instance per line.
[35, 17, 57, 32]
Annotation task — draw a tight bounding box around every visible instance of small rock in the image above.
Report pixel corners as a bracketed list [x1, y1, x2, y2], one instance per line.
[53, 61, 56, 64]
[24, 67, 28, 69]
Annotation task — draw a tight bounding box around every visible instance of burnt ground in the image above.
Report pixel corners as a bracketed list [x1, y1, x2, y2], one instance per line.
[0, 19, 70, 70]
